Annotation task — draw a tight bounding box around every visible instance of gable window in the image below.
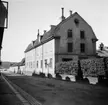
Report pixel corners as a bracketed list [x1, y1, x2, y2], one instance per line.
[67, 29, 72, 38]
[74, 18, 79, 26]
[80, 43, 85, 53]
[80, 31, 85, 39]
[67, 42, 73, 52]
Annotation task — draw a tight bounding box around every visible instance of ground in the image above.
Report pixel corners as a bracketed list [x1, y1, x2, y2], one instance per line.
[5, 74, 108, 105]
[0, 76, 23, 105]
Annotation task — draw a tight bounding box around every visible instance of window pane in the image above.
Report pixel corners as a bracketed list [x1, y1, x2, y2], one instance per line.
[68, 43, 73, 52]
[45, 59, 47, 68]
[68, 29, 72, 38]
[80, 43, 85, 53]
[80, 31, 85, 39]
[37, 61, 38, 68]
[50, 58, 52, 68]
[41, 60, 43, 68]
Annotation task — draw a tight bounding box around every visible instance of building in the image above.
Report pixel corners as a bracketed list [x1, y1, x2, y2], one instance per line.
[24, 8, 98, 76]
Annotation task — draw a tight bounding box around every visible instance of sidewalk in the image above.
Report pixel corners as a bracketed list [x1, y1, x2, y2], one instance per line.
[0, 75, 24, 105]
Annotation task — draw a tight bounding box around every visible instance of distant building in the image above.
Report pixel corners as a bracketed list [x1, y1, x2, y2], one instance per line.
[24, 8, 98, 76]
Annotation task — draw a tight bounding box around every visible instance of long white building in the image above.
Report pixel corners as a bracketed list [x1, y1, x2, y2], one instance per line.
[24, 8, 98, 76]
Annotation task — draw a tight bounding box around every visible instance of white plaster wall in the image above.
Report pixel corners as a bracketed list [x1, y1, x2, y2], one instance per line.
[35, 45, 42, 74]
[43, 39, 55, 77]
[25, 49, 35, 75]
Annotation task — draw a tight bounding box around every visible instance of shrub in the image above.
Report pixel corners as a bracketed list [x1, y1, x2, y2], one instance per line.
[32, 72, 39, 77]
[80, 58, 105, 77]
[47, 73, 52, 78]
[65, 76, 71, 81]
[56, 73, 62, 80]
[39, 72, 45, 78]
[55, 61, 78, 75]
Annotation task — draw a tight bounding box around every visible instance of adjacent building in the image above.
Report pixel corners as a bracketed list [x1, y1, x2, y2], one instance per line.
[24, 8, 98, 76]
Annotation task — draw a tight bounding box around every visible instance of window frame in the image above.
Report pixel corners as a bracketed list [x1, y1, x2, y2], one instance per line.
[67, 42, 73, 52]
[80, 30, 85, 39]
[67, 29, 73, 38]
[80, 43, 85, 53]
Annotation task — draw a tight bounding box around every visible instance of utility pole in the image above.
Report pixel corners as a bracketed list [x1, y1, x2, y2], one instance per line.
[0, 0, 8, 65]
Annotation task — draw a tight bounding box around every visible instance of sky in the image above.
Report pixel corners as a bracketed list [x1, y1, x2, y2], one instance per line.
[1, 0, 108, 62]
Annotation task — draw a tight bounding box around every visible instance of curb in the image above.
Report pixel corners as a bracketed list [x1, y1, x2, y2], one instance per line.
[2, 74, 42, 105]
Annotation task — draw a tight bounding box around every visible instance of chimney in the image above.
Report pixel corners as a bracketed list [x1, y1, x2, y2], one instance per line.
[61, 7, 65, 21]
[70, 10, 72, 16]
[37, 29, 40, 42]
[40, 35, 43, 40]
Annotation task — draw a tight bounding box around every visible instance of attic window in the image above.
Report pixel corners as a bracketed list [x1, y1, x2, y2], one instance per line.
[74, 18, 79, 26]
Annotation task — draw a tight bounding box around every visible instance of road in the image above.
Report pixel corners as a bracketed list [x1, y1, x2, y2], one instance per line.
[0, 74, 23, 105]
[3, 71, 108, 105]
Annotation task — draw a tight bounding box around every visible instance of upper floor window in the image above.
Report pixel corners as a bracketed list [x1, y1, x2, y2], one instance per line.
[67, 29, 72, 38]
[67, 42, 73, 52]
[80, 31, 85, 39]
[80, 43, 85, 53]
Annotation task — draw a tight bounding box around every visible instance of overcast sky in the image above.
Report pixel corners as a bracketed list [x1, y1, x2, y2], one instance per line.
[1, 0, 108, 62]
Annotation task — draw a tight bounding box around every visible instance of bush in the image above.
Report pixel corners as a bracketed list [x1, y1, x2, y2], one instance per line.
[56, 73, 62, 80]
[47, 73, 52, 78]
[55, 61, 78, 75]
[32, 72, 39, 77]
[81, 58, 105, 77]
[39, 72, 45, 78]
[65, 76, 71, 81]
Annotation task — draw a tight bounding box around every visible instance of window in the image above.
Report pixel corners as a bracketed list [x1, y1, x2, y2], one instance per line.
[37, 61, 38, 68]
[80, 43, 85, 53]
[45, 59, 47, 68]
[50, 58, 52, 68]
[31, 62, 32, 68]
[67, 43, 73, 52]
[67, 29, 72, 38]
[74, 18, 79, 26]
[62, 58, 73, 62]
[41, 60, 43, 68]
[80, 31, 85, 39]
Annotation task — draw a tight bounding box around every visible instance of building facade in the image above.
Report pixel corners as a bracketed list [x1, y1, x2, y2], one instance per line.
[24, 8, 98, 76]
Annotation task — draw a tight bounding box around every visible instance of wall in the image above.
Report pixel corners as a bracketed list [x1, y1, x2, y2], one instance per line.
[55, 13, 97, 57]
[25, 49, 35, 75]
[42, 39, 55, 77]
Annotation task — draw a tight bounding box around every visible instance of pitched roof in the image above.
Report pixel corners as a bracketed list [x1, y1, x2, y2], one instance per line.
[19, 58, 25, 66]
[24, 41, 35, 53]
[25, 12, 96, 53]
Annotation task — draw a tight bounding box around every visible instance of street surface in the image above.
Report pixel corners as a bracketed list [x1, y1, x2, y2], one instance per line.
[0, 74, 23, 105]
[3, 71, 108, 105]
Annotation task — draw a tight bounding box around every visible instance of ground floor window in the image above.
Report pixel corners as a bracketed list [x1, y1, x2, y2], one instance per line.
[45, 59, 47, 68]
[62, 58, 73, 62]
[41, 60, 43, 68]
[49, 58, 53, 68]
[37, 61, 38, 68]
